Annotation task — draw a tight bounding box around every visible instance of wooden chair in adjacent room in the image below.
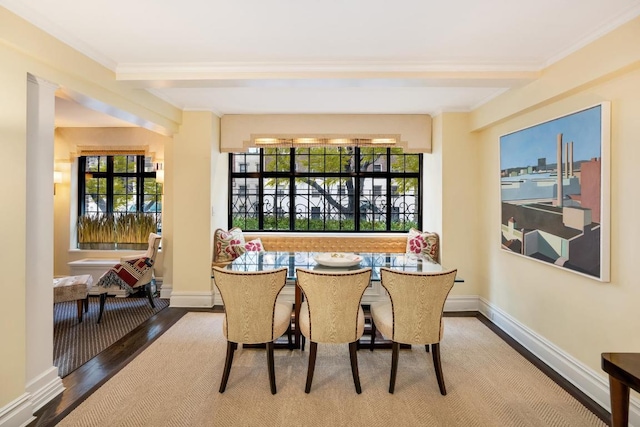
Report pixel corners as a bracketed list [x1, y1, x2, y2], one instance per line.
[212, 266, 292, 394]
[370, 268, 457, 394]
[295, 267, 372, 394]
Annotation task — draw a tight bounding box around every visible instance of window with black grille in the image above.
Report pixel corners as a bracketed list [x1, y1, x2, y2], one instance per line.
[78, 155, 163, 232]
[229, 146, 421, 232]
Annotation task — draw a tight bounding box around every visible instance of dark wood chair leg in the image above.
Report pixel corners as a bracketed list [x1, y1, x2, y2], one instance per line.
[219, 341, 237, 393]
[389, 341, 399, 393]
[146, 283, 156, 308]
[76, 299, 83, 323]
[432, 342, 447, 395]
[301, 335, 306, 352]
[97, 293, 107, 324]
[349, 341, 362, 394]
[305, 341, 318, 393]
[84, 296, 89, 313]
[425, 344, 430, 353]
[267, 341, 277, 394]
[287, 323, 293, 350]
[370, 320, 377, 351]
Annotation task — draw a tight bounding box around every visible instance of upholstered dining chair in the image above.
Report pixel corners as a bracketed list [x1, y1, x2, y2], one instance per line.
[212, 266, 292, 394]
[97, 232, 162, 323]
[370, 268, 457, 395]
[295, 267, 372, 394]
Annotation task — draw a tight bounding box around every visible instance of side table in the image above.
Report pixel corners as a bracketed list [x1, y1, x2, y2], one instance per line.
[602, 352, 640, 427]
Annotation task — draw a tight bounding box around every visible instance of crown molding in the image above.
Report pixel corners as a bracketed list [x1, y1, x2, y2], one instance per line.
[1, 0, 118, 70]
[544, 3, 640, 68]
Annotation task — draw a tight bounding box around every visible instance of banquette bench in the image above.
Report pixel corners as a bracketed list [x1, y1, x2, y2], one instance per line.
[243, 233, 431, 258]
[244, 233, 440, 262]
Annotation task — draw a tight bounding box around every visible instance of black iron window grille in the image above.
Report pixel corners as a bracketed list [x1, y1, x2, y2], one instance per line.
[229, 146, 422, 232]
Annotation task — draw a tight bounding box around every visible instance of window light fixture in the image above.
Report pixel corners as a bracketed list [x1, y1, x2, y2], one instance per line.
[155, 163, 164, 184]
[53, 171, 62, 195]
[253, 136, 398, 147]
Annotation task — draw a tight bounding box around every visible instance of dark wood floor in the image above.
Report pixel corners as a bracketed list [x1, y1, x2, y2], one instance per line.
[31, 308, 609, 426]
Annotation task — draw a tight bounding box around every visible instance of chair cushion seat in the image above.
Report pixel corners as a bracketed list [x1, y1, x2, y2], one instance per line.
[299, 301, 365, 343]
[273, 301, 294, 339]
[223, 301, 293, 342]
[370, 301, 394, 341]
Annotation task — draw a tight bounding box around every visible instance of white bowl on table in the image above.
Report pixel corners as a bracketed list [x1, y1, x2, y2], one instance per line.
[313, 252, 363, 267]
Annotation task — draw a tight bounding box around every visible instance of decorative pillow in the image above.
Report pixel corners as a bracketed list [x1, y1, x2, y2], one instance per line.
[213, 227, 246, 263]
[405, 228, 439, 262]
[244, 238, 265, 252]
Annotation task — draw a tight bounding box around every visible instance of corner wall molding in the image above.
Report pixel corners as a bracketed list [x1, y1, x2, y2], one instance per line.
[478, 297, 639, 427]
[0, 393, 35, 427]
[25, 366, 64, 413]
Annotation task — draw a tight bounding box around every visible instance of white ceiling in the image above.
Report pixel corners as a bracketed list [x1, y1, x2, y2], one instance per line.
[3, 0, 640, 126]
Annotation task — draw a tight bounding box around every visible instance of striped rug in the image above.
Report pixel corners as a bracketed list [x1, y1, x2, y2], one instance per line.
[54, 294, 169, 378]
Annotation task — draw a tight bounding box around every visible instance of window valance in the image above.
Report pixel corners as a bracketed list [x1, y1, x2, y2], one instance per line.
[220, 114, 432, 153]
[74, 145, 148, 157]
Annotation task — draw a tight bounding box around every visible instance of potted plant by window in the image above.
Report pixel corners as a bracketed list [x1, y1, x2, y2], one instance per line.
[77, 213, 157, 250]
[115, 213, 157, 250]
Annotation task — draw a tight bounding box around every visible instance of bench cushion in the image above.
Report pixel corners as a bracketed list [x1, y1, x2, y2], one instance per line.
[243, 234, 413, 255]
[53, 274, 93, 303]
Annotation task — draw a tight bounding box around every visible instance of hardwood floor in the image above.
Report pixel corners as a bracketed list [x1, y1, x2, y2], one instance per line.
[31, 308, 609, 426]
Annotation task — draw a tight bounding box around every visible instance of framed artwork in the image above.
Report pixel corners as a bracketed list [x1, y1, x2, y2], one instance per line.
[500, 103, 610, 281]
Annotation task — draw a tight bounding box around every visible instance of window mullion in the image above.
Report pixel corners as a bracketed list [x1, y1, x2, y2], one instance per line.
[354, 147, 361, 231]
[137, 156, 144, 213]
[106, 156, 114, 213]
[258, 149, 264, 230]
[78, 158, 86, 217]
[386, 148, 392, 231]
[289, 147, 295, 231]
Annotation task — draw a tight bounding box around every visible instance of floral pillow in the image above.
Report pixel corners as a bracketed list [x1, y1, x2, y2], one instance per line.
[244, 238, 265, 252]
[406, 228, 439, 262]
[213, 227, 246, 263]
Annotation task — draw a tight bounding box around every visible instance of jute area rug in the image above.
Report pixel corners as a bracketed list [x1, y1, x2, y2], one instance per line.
[54, 294, 169, 377]
[58, 313, 604, 427]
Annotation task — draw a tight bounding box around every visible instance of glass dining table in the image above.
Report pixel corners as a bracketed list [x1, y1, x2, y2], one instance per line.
[225, 251, 463, 349]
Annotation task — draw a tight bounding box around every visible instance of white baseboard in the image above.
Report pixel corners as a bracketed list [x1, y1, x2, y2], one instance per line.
[169, 291, 214, 308]
[0, 394, 34, 427]
[159, 284, 172, 299]
[25, 366, 64, 412]
[479, 297, 638, 427]
[444, 295, 479, 312]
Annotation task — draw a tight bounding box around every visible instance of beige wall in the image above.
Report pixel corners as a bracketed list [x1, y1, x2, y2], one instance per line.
[439, 113, 481, 297]
[0, 7, 179, 411]
[472, 17, 640, 377]
[0, 44, 29, 408]
[169, 112, 220, 306]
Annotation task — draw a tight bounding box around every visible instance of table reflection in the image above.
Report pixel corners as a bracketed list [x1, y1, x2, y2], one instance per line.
[226, 251, 451, 282]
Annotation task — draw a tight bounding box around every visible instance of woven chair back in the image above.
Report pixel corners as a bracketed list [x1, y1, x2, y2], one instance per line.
[296, 267, 371, 343]
[380, 268, 457, 345]
[213, 267, 288, 344]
